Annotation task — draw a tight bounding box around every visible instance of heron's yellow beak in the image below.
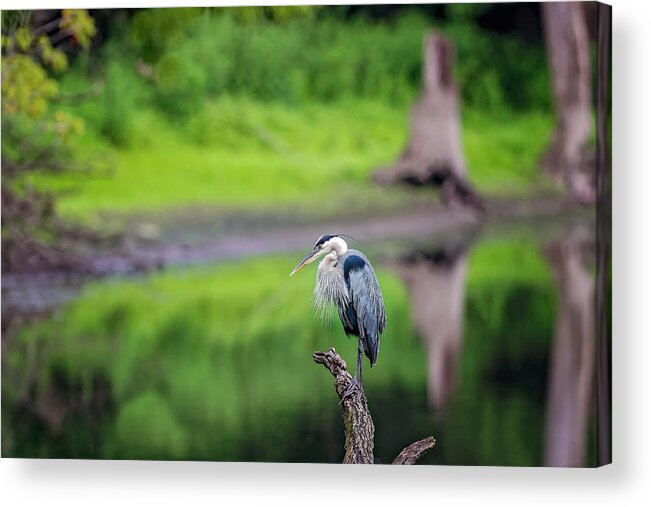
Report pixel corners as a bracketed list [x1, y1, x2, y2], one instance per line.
[290, 248, 322, 276]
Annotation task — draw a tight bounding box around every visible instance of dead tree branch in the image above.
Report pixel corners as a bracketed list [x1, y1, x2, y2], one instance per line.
[313, 348, 374, 464]
[392, 436, 437, 465]
[313, 347, 435, 464]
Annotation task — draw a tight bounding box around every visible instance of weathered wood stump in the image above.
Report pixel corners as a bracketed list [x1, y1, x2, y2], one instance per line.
[313, 347, 435, 464]
[374, 30, 484, 213]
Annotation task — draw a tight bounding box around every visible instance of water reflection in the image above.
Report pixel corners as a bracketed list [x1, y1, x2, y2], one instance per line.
[386, 235, 473, 412]
[2, 216, 605, 466]
[543, 225, 595, 467]
[385, 221, 599, 467]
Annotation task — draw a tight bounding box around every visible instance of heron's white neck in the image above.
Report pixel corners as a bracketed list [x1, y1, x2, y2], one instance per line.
[323, 237, 348, 257]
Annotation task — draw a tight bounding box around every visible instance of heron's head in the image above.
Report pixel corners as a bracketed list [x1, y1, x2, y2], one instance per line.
[290, 234, 348, 276]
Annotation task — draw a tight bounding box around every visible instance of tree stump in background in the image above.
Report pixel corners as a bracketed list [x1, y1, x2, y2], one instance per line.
[541, 2, 595, 204]
[313, 348, 435, 464]
[374, 30, 484, 213]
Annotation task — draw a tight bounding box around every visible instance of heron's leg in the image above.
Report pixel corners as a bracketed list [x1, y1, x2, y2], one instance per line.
[341, 342, 364, 401]
[356, 344, 364, 391]
[354, 345, 362, 379]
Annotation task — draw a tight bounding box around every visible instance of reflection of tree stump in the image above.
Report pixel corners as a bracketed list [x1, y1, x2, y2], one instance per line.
[314, 348, 435, 464]
[387, 243, 470, 411]
[543, 226, 595, 467]
[541, 2, 595, 204]
[374, 31, 484, 213]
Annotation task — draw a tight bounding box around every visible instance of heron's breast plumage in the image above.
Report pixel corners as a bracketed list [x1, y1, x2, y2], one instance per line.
[313, 258, 350, 321]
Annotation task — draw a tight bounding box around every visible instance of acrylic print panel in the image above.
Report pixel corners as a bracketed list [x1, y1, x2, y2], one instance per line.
[1, 2, 611, 466]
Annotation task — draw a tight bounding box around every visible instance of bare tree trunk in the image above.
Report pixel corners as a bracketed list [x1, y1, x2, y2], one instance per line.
[543, 226, 595, 467]
[375, 31, 483, 213]
[313, 348, 435, 464]
[541, 2, 595, 204]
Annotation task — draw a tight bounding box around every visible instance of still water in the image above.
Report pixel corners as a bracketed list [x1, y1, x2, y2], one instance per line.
[2, 212, 599, 466]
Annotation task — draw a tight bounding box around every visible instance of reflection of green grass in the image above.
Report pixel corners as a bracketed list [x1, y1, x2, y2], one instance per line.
[8, 255, 422, 460]
[449, 238, 555, 465]
[467, 235, 552, 285]
[33, 97, 552, 220]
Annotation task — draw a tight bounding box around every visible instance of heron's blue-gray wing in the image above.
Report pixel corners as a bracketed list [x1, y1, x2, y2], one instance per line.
[341, 252, 386, 366]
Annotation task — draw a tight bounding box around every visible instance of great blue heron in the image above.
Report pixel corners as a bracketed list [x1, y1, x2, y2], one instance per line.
[290, 234, 386, 396]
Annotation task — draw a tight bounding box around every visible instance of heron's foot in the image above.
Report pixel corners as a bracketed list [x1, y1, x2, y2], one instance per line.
[339, 377, 363, 403]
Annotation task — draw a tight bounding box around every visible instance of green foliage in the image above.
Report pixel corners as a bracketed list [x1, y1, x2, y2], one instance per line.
[462, 109, 554, 194]
[33, 98, 404, 216]
[60, 9, 97, 49]
[97, 60, 141, 146]
[35, 96, 550, 219]
[154, 51, 208, 117]
[1, 53, 59, 118]
[177, 12, 424, 106]
[130, 6, 318, 65]
[232, 5, 319, 24]
[446, 3, 492, 23]
[130, 8, 203, 64]
[117, 9, 549, 114]
[443, 22, 550, 112]
[1, 11, 31, 34]
[1, 110, 84, 176]
[1, 9, 95, 174]
[36, 35, 69, 72]
[24, 8, 553, 218]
